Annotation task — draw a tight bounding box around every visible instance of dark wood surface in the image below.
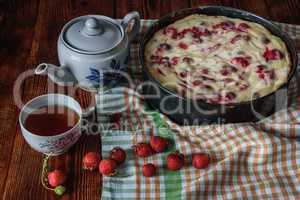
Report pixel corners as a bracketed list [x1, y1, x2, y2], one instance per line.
[0, 0, 299, 199]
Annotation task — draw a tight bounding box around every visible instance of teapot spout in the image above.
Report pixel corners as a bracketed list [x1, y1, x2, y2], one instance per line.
[35, 63, 77, 86]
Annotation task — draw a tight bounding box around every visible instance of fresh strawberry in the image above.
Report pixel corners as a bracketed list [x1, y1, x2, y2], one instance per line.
[133, 143, 153, 157]
[47, 170, 66, 188]
[109, 147, 126, 164]
[166, 151, 185, 171]
[150, 136, 169, 153]
[263, 48, 283, 62]
[192, 153, 210, 169]
[142, 163, 157, 177]
[99, 159, 117, 176]
[82, 152, 101, 170]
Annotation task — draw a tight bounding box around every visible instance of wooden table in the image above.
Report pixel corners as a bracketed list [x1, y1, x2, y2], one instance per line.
[0, 0, 299, 199]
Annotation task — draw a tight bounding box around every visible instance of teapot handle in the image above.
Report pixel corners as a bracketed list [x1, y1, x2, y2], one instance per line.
[121, 11, 140, 43]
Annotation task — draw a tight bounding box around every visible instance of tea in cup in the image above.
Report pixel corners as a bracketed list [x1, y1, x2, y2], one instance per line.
[19, 94, 82, 155]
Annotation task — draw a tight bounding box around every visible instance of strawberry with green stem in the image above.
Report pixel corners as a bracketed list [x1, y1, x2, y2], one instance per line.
[41, 154, 66, 196]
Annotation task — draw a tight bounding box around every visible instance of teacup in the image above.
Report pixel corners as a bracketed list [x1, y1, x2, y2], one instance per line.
[19, 94, 82, 155]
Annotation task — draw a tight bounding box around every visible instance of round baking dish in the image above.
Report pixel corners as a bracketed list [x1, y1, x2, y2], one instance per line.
[139, 6, 298, 125]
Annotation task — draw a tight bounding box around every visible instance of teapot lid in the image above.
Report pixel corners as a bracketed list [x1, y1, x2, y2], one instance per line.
[61, 15, 123, 54]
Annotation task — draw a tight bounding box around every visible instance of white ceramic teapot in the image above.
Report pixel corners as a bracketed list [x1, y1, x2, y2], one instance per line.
[35, 12, 140, 91]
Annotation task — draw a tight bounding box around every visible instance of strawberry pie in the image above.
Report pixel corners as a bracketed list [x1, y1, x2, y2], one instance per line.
[144, 14, 291, 104]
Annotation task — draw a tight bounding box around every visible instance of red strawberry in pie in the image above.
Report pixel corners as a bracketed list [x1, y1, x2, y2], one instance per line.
[183, 57, 194, 64]
[171, 57, 180, 65]
[192, 80, 202, 86]
[179, 42, 188, 49]
[237, 23, 250, 32]
[158, 43, 171, 51]
[263, 48, 284, 62]
[239, 84, 249, 91]
[213, 21, 235, 30]
[230, 34, 242, 44]
[232, 56, 251, 68]
[268, 69, 276, 79]
[256, 65, 267, 73]
[201, 68, 209, 74]
[164, 27, 178, 39]
[179, 70, 188, 78]
[220, 68, 230, 76]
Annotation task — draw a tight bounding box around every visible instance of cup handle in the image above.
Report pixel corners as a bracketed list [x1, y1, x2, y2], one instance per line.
[121, 11, 140, 43]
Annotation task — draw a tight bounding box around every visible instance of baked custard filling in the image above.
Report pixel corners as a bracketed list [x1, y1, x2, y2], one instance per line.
[145, 14, 291, 104]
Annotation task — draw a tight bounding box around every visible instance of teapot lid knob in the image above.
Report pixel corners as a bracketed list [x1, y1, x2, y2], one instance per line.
[61, 15, 122, 53]
[83, 17, 103, 36]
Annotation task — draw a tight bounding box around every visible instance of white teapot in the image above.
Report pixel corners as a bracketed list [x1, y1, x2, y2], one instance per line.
[35, 12, 140, 91]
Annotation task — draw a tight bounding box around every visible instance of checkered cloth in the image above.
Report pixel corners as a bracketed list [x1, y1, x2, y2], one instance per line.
[96, 20, 300, 200]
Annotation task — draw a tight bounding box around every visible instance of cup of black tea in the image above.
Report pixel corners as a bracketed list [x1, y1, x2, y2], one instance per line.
[19, 94, 82, 155]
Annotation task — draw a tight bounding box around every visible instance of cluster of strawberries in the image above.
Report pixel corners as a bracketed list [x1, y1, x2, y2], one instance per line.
[46, 136, 210, 191]
[48, 136, 210, 195]
[89, 136, 209, 177]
